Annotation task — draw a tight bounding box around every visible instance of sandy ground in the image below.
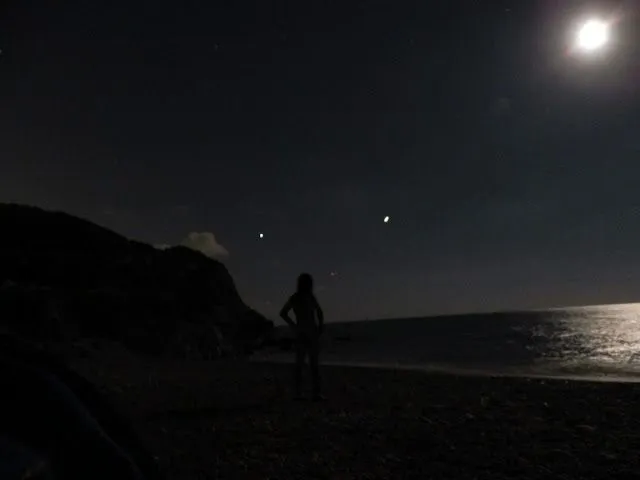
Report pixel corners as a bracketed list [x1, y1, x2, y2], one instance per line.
[71, 352, 640, 479]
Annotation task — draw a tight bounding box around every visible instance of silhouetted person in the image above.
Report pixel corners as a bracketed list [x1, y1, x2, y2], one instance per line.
[280, 273, 324, 399]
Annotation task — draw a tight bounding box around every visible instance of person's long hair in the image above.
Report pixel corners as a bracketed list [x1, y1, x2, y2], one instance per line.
[296, 273, 313, 295]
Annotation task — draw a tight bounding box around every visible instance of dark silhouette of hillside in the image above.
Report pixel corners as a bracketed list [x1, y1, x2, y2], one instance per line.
[0, 203, 273, 358]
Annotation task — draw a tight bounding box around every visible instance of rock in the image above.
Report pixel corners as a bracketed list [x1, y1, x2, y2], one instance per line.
[0, 341, 162, 479]
[0, 203, 273, 357]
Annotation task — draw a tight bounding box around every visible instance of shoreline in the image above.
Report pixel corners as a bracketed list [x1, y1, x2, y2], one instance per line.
[253, 357, 640, 384]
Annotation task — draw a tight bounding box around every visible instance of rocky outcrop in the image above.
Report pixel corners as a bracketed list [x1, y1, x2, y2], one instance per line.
[0, 203, 273, 357]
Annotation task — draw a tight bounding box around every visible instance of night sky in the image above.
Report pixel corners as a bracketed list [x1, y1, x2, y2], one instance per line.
[2, 1, 640, 321]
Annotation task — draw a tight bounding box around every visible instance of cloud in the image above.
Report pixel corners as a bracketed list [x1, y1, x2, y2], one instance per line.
[181, 232, 229, 259]
[154, 244, 171, 250]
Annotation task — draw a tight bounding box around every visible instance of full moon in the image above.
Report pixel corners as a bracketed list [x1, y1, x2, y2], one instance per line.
[576, 19, 609, 52]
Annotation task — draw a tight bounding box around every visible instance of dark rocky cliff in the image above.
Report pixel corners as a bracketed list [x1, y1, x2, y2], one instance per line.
[0, 203, 273, 357]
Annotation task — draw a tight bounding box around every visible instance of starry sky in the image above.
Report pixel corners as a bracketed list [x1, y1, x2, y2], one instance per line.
[2, 0, 640, 321]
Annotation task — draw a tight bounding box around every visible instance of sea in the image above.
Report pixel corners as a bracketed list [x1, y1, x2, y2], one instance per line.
[255, 303, 640, 381]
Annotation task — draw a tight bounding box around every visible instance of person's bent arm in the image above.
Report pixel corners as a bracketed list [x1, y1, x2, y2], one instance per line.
[280, 298, 296, 331]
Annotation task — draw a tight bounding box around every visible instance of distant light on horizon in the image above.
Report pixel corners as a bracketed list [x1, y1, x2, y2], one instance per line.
[576, 19, 609, 52]
[383, 215, 390, 223]
[259, 232, 264, 239]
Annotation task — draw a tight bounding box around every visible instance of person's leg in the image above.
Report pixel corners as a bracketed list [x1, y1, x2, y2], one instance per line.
[294, 339, 305, 397]
[309, 338, 321, 398]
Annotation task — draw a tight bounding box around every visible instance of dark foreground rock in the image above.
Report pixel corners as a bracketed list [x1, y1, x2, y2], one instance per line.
[0, 338, 163, 479]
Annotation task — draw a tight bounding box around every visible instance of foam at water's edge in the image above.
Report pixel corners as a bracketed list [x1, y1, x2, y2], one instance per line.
[252, 357, 640, 383]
